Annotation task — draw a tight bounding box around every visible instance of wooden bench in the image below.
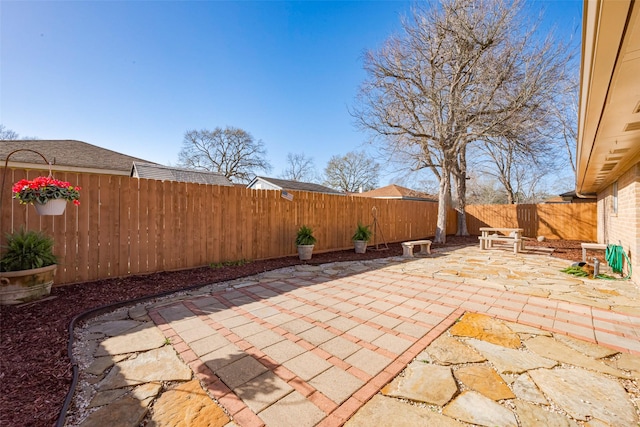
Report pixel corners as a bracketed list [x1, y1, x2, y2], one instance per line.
[581, 243, 607, 263]
[401, 240, 432, 257]
[478, 235, 522, 254]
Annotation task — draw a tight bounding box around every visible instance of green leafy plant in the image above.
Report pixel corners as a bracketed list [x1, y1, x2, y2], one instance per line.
[295, 225, 317, 246]
[560, 266, 589, 277]
[210, 259, 251, 269]
[0, 229, 57, 272]
[12, 176, 81, 205]
[351, 222, 373, 242]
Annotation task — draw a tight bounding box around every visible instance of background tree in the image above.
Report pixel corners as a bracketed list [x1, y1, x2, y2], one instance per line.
[352, 0, 571, 242]
[466, 175, 509, 205]
[323, 150, 380, 193]
[178, 126, 271, 183]
[0, 125, 20, 140]
[548, 79, 579, 175]
[280, 153, 319, 182]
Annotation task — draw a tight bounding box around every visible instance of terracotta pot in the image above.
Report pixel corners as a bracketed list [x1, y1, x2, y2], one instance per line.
[354, 240, 368, 254]
[0, 264, 57, 305]
[34, 199, 67, 215]
[297, 245, 314, 261]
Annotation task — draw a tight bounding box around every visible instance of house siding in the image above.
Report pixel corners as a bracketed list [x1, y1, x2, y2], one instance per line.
[597, 161, 639, 283]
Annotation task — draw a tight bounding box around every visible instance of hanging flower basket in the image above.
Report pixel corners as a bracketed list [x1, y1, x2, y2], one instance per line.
[12, 176, 81, 216]
[33, 199, 67, 216]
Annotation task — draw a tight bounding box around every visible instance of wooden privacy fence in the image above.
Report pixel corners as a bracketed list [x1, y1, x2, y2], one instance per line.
[465, 203, 597, 241]
[1, 168, 456, 285]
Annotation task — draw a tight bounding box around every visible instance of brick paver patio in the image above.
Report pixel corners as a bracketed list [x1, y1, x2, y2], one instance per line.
[148, 257, 640, 427]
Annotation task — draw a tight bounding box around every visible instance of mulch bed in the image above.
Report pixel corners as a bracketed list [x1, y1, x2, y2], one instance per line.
[0, 236, 588, 426]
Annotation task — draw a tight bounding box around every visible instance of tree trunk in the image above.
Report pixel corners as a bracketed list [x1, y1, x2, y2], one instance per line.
[455, 178, 469, 236]
[455, 149, 469, 236]
[435, 164, 452, 244]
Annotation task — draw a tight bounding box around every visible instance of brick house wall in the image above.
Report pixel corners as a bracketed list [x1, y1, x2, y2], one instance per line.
[597, 162, 639, 283]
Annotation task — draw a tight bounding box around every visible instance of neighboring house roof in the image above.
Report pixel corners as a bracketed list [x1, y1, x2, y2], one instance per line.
[549, 190, 596, 204]
[131, 162, 233, 186]
[577, 0, 640, 194]
[353, 184, 437, 202]
[543, 196, 568, 204]
[0, 140, 155, 175]
[247, 176, 343, 195]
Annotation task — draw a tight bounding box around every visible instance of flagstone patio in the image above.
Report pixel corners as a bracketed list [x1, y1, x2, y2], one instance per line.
[67, 245, 640, 426]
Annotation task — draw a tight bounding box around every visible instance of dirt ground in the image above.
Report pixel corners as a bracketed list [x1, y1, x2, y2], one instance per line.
[0, 236, 592, 426]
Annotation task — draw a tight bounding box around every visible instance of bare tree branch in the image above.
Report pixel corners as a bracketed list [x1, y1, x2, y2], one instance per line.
[323, 151, 380, 193]
[280, 153, 319, 182]
[178, 127, 272, 183]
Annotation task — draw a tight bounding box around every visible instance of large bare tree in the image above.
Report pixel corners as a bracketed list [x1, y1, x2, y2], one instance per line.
[352, 0, 570, 242]
[280, 152, 319, 182]
[323, 150, 380, 193]
[178, 127, 271, 183]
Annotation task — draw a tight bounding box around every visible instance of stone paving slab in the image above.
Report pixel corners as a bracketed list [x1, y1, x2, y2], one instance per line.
[68, 247, 640, 427]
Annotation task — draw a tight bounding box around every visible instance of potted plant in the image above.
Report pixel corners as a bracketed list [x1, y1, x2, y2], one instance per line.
[0, 229, 58, 305]
[352, 222, 373, 254]
[12, 176, 81, 215]
[295, 225, 317, 261]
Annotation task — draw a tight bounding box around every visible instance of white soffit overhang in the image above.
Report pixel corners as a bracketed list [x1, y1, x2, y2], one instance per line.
[577, 0, 640, 194]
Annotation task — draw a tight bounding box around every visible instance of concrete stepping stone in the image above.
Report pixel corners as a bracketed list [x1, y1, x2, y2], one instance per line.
[514, 400, 577, 427]
[98, 345, 192, 390]
[443, 390, 517, 427]
[308, 366, 364, 405]
[345, 394, 465, 427]
[235, 371, 294, 413]
[381, 362, 457, 406]
[419, 334, 486, 365]
[450, 313, 521, 348]
[95, 323, 167, 356]
[282, 351, 332, 381]
[453, 365, 515, 400]
[529, 367, 638, 425]
[466, 338, 557, 374]
[150, 379, 229, 427]
[216, 356, 268, 390]
[344, 347, 391, 376]
[258, 390, 326, 427]
[524, 336, 627, 378]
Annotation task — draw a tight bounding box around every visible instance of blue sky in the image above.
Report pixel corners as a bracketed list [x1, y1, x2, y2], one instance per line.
[1, 0, 582, 185]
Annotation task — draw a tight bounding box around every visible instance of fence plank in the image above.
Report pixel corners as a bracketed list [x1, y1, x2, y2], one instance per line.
[88, 174, 100, 280]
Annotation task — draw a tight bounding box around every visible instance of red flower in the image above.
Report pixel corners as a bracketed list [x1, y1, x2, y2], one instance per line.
[12, 176, 81, 206]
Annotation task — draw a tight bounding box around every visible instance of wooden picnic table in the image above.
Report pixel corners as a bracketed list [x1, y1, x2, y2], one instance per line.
[478, 227, 525, 254]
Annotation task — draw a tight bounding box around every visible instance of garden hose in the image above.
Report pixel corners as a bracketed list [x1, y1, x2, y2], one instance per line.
[601, 244, 632, 280]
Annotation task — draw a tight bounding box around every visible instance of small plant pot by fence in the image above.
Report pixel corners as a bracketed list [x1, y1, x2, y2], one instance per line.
[0, 264, 57, 305]
[34, 199, 67, 216]
[354, 240, 368, 254]
[297, 245, 314, 261]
